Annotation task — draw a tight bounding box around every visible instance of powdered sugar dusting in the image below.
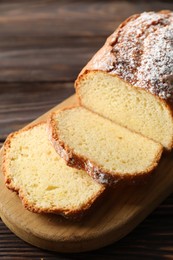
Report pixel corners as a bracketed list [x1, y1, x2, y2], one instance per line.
[90, 11, 173, 102]
[136, 16, 173, 100]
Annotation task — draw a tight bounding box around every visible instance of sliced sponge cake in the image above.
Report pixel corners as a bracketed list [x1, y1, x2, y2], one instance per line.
[2, 122, 104, 219]
[75, 11, 173, 150]
[48, 106, 163, 185]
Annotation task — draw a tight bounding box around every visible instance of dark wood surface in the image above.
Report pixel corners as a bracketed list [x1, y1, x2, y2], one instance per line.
[0, 1, 173, 259]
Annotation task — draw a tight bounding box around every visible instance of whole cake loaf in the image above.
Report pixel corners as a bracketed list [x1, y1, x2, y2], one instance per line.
[75, 11, 173, 150]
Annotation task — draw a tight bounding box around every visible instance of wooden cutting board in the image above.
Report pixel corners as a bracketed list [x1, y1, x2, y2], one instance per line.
[0, 95, 173, 253]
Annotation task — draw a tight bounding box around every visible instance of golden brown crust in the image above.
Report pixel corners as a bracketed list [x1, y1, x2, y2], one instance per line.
[75, 11, 173, 151]
[20, 186, 104, 221]
[1, 122, 105, 220]
[48, 107, 163, 186]
[76, 10, 173, 102]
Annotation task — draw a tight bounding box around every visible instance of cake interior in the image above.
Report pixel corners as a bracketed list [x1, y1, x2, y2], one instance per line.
[55, 107, 161, 175]
[4, 123, 103, 214]
[76, 71, 173, 149]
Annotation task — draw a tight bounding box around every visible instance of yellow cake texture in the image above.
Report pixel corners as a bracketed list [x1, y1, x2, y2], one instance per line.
[2, 122, 104, 219]
[75, 11, 173, 150]
[48, 106, 163, 185]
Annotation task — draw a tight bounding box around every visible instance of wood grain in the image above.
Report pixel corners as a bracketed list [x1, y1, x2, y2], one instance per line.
[0, 83, 74, 139]
[0, 95, 173, 253]
[0, 0, 173, 258]
[0, 198, 173, 260]
[1, 88, 173, 258]
[0, 0, 172, 82]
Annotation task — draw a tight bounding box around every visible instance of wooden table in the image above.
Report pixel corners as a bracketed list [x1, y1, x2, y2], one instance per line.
[0, 1, 173, 259]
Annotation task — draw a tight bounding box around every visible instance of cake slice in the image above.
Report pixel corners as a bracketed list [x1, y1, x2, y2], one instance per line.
[2, 122, 104, 219]
[75, 11, 173, 150]
[48, 106, 163, 185]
